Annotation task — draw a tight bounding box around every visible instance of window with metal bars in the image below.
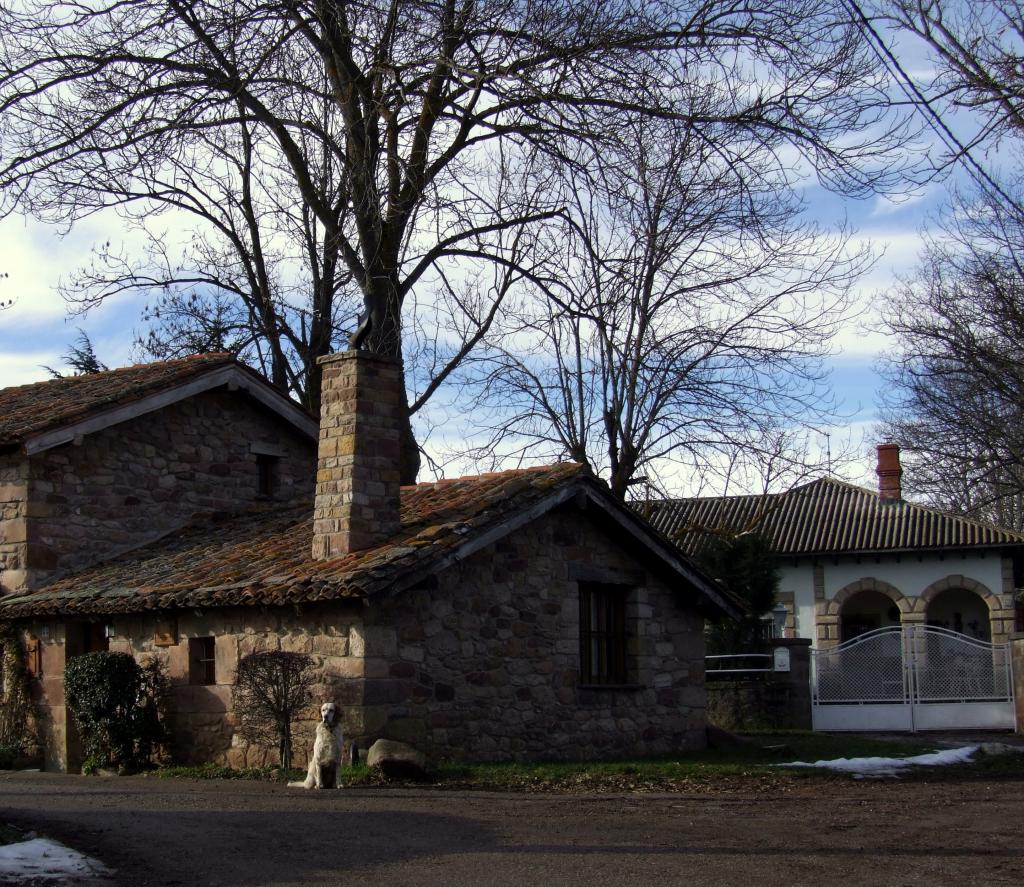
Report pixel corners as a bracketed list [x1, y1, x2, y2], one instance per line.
[579, 582, 628, 685]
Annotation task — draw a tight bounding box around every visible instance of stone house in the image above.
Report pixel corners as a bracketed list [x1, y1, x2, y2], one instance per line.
[0, 351, 735, 771]
[0, 353, 318, 595]
[645, 444, 1024, 650]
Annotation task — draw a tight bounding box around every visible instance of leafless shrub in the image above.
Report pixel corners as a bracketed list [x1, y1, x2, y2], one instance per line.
[234, 652, 316, 774]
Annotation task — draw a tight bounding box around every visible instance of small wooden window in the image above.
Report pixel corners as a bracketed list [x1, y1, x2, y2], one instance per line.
[579, 583, 628, 685]
[256, 454, 279, 498]
[188, 637, 216, 686]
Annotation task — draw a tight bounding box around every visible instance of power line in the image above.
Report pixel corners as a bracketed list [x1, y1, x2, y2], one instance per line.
[844, 0, 1024, 217]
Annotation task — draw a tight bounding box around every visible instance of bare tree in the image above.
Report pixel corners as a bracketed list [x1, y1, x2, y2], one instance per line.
[235, 651, 316, 774]
[455, 117, 866, 498]
[875, 1, 1024, 159]
[877, 184, 1024, 529]
[0, 1, 916, 483]
[870, 0, 1024, 526]
[56, 102, 359, 413]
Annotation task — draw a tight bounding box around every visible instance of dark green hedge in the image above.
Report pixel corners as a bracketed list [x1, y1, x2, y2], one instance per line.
[64, 651, 165, 774]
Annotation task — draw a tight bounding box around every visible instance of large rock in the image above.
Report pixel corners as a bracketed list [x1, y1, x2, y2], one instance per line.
[366, 739, 432, 781]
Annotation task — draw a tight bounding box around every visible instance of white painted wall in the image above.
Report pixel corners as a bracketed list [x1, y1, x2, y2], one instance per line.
[780, 551, 1006, 647]
[777, 564, 815, 639]
[822, 552, 1003, 601]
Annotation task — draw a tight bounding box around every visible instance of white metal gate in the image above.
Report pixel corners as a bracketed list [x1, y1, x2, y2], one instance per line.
[812, 625, 1017, 732]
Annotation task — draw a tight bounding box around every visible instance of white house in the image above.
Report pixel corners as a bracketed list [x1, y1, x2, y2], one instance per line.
[644, 445, 1024, 650]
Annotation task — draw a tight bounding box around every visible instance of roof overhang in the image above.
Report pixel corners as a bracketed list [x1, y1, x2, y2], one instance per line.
[22, 364, 318, 455]
[776, 543, 1024, 560]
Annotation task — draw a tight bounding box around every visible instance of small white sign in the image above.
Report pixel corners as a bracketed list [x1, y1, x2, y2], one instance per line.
[773, 647, 791, 672]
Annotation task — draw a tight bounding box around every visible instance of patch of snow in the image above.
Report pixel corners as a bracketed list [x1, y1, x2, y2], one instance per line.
[0, 837, 111, 882]
[780, 745, 979, 778]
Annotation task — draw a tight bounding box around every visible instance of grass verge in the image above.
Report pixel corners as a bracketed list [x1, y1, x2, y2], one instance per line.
[152, 732, 1024, 792]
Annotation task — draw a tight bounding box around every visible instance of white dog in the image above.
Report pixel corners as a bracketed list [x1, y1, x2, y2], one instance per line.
[301, 702, 344, 789]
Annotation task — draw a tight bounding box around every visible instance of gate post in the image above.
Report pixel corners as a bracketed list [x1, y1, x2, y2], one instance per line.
[1011, 632, 1024, 734]
[769, 638, 813, 730]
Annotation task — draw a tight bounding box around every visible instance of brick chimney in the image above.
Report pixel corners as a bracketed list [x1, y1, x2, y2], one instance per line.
[876, 443, 902, 502]
[312, 351, 402, 559]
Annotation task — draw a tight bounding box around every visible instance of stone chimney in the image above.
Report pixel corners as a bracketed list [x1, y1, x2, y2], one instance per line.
[312, 351, 402, 559]
[876, 443, 902, 502]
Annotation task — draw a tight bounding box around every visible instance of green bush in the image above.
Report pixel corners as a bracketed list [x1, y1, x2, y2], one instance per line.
[64, 651, 165, 773]
[695, 532, 780, 655]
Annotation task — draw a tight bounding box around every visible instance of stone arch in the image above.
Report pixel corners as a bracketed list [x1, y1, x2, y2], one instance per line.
[816, 578, 910, 649]
[918, 575, 999, 612]
[919, 574, 1006, 642]
[825, 578, 911, 617]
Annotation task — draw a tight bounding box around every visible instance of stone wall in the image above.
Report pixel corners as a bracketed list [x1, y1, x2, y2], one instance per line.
[706, 640, 812, 732]
[364, 506, 707, 761]
[0, 454, 28, 594]
[27, 602, 365, 771]
[25, 390, 315, 586]
[20, 621, 70, 772]
[1012, 633, 1024, 736]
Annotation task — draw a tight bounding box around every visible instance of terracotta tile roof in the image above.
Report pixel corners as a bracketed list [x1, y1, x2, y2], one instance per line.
[0, 464, 600, 618]
[0, 353, 236, 448]
[642, 477, 1024, 557]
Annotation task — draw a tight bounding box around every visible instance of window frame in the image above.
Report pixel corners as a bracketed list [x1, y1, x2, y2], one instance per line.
[188, 636, 217, 686]
[579, 582, 629, 686]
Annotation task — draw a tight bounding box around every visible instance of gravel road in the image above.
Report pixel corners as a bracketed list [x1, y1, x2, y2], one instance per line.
[1, 770, 1022, 887]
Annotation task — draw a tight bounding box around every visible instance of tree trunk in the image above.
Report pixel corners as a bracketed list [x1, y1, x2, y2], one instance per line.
[352, 265, 421, 484]
[281, 730, 292, 775]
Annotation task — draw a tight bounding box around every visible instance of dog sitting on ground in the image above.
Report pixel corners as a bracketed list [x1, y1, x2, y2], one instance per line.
[300, 702, 344, 789]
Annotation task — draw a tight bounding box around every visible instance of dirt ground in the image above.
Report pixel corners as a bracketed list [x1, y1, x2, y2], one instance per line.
[1, 766, 1022, 887]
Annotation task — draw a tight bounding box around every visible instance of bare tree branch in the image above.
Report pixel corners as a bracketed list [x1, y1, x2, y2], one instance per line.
[0, 1, 917, 482]
[450, 116, 865, 497]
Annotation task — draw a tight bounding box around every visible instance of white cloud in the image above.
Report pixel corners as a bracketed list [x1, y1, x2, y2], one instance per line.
[0, 211, 152, 384]
[869, 184, 937, 217]
[0, 348, 63, 387]
[0, 215, 119, 322]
